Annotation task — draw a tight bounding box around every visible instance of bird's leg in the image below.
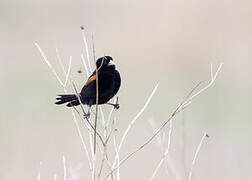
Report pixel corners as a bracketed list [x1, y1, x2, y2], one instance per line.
[106, 102, 120, 110]
[83, 105, 91, 119]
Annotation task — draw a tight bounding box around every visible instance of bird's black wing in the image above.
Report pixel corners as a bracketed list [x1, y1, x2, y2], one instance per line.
[80, 70, 114, 104]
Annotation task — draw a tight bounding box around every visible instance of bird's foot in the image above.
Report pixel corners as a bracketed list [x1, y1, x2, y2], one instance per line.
[113, 103, 120, 110]
[107, 103, 120, 110]
[83, 112, 90, 119]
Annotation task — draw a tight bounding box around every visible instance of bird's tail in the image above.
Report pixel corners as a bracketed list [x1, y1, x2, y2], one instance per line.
[55, 94, 80, 107]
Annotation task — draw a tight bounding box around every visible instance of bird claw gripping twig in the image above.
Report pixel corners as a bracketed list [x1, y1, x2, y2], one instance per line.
[114, 103, 120, 110]
[83, 111, 91, 119]
[107, 96, 120, 109]
[106, 103, 120, 110]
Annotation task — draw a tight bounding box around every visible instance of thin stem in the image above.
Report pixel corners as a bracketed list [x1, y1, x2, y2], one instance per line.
[99, 106, 106, 138]
[81, 54, 91, 78]
[56, 48, 66, 75]
[35, 43, 64, 86]
[92, 34, 98, 157]
[81, 26, 92, 74]
[113, 136, 120, 180]
[71, 82, 86, 115]
[150, 113, 174, 180]
[111, 83, 159, 172]
[188, 133, 209, 180]
[150, 157, 164, 180]
[64, 56, 72, 87]
[71, 109, 92, 171]
[106, 98, 117, 137]
[167, 118, 173, 155]
[97, 145, 107, 180]
[62, 156, 67, 180]
[37, 161, 42, 180]
[119, 83, 159, 151]
[54, 173, 57, 180]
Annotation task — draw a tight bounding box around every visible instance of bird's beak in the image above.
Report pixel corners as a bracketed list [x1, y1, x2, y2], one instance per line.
[108, 60, 115, 66]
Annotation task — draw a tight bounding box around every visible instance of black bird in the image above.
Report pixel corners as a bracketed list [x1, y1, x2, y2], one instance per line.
[55, 56, 121, 118]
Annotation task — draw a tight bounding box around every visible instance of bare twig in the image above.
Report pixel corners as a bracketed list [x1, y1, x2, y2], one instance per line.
[97, 152, 105, 180]
[210, 63, 213, 80]
[99, 116, 117, 180]
[35, 43, 64, 86]
[150, 157, 164, 180]
[71, 109, 92, 171]
[54, 173, 57, 180]
[37, 161, 42, 180]
[81, 26, 92, 74]
[62, 156, 67, 180]
[71, 82, 87, 115]
[106, 98, 118, 137]
[181, 112, 187, 179]
[164, 156, 183, 180]
[167, 118, 173, 155]
[105, 116, 116, 144]
[110, 83, 159, 173]
[97, 145, 107, 180]
[118, 83, 159, 151]
[99, 106, 106, 137]
[150, 116, 173, 180]
[188, 132, 209, 180]
[172, 81, 203, 117]
[89, 133, 95, 180]
[148, 119, 183, 180]
[64, 56, 72, 87]
[56, 48, 66, 75]
[113, 136, 120, 180]
[92, 34, 98, 157]
[150, 145, 183, 180]
[81, 54, 91, 78]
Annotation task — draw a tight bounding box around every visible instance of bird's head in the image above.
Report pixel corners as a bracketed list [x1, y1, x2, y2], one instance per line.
[96, 56, 115, 70]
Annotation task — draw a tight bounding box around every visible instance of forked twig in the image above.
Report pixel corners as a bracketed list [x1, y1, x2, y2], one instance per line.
[150, 121, 174, 180]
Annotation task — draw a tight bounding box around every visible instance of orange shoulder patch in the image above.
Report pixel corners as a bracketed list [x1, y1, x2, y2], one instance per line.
[85, 74, 97, 86]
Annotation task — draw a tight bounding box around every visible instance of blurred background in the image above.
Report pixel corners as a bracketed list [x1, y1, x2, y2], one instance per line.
[1, 0, 251, 179]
